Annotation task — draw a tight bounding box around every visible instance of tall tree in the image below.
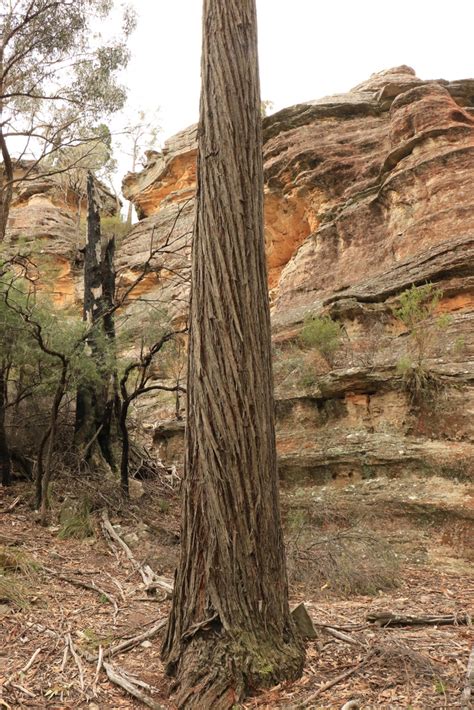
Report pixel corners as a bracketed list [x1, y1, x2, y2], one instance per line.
[0, 0, 134, 241]
[120, 108, 160, 226]
[162, 1, 305, 707]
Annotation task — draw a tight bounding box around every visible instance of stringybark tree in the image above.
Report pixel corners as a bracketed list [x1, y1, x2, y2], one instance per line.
[161, 1, 305, 706]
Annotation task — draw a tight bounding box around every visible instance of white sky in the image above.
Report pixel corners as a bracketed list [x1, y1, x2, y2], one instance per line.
[121, 0, 474, 145]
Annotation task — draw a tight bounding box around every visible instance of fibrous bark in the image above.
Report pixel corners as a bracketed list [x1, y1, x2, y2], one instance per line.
[161, 1, 304, 706]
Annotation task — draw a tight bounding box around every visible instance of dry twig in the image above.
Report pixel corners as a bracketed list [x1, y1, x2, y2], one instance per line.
[303, 650, 377, 706]
[101, 510, 173, 598]
[103, 662, 165, 709]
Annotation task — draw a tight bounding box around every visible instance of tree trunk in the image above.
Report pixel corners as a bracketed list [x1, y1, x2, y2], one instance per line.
[119, 398, 130, 496]
[0, 57, 14, 244]
[75, 174, 117, 467]
[161, 2, 304, 706]
[0, 370, 11, 486]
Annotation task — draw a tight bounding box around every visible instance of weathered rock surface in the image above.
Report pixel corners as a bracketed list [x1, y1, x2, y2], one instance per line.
[130, 67, 474, 484]
[4, 161, 118, 305]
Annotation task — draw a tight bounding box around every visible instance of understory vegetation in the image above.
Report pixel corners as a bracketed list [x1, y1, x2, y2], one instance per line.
[394, 283, 450, 404]
[0, 239, 185, 522]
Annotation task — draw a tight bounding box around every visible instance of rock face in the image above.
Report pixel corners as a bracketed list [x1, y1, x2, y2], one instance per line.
[123, 67, 474, 482]
[4, 162, 118, 306]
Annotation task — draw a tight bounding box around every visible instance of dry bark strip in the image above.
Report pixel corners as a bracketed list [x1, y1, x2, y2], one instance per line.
[461, 644, 474, 709]
[367, 611, 472, 627]
[101, 510, 173, 598]
[302, 650, 377, 707]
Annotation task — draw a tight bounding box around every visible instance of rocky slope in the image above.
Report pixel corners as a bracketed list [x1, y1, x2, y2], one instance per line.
[122, 67, 474, 483]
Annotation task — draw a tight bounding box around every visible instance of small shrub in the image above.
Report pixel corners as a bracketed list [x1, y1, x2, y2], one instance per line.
[0, 546, 40, 576]
[58, 498, 94, 540]
[396, 357, 443, 404]
[0, 574, 29, 608]
[453, 336, 466, 355]
[287, 526, 398, 597]
[299, 371, 318, 389]
[393, 284, 450, 404]
[300, 315, 343, 362]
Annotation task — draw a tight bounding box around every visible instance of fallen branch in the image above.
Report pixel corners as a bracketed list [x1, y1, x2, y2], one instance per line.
[10, 683, 35, 698]
[93, 645, 104, 695]
[303, 651, 377, 706]
[323, 626, 364, 647]
[4, 647, 43, 688]
[462, 644, 474, 709]
[106, 617, 167, 659]
[103, 661, 165, 710]
[6, 497, 21, 512]
[101, 510, 173, 598]
[67, 633, 85, 692]
[366, 612, 472, 627]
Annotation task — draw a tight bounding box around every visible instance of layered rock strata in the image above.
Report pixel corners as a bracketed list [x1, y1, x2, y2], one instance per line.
[117, 68, 474, 481]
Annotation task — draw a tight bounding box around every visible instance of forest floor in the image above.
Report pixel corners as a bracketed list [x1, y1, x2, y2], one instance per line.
[0, 471, 472, 709]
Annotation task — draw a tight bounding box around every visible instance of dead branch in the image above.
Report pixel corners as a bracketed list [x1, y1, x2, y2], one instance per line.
[366, 611, 472, 627]
[103, 662, 165, 710]
[4, 496, 21, 513]
[106, 618, 167, 659]
[67, 633, 85, 692]
[323, 626, 364, 647]
[101, 510, 173, 598]
[4, 647, 42, 687]
[303, 651, 377, 706]
[9, 683, 35, 698]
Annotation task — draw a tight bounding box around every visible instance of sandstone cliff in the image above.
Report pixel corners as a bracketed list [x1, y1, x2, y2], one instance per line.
[4, 162, 118, 305]
[123, 67, 473, 483]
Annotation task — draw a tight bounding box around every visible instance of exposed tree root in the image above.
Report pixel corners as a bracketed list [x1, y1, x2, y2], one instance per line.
[168, 627, 304, 710]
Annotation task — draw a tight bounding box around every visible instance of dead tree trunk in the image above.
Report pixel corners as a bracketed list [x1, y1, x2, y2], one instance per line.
[0, 369, 11, 486]
[161, 1, 304, 706]
[75, 173, 117, 468]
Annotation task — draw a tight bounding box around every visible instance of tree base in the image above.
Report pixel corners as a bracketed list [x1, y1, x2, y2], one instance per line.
[166, 626, 304, 709]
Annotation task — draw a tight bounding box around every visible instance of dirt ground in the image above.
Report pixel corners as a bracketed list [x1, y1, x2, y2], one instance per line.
[0, 473, 472, 709]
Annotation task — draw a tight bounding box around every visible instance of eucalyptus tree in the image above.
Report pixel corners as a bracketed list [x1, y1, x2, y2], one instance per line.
[0, 0, 135, 240]
[162, 0, 305, 706]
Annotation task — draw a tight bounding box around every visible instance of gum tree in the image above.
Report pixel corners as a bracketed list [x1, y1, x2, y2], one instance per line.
[0, 0, 134, 240]
[162, 1, 305, 706]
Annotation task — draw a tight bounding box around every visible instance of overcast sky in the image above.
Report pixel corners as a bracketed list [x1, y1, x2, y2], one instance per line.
[121, 0, 474, 146]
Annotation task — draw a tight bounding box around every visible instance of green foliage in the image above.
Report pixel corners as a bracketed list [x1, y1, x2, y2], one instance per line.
[453, 335, 466, 354]
[101, 215, 130, 245]
[300, 314, 343, 361]
[393, 284, 449, 403]
[394, 283, 442, 330]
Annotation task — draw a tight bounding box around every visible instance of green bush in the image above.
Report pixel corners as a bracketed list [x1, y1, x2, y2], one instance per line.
[300, 315, 343, 361]
[393, 284, 449, 403]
